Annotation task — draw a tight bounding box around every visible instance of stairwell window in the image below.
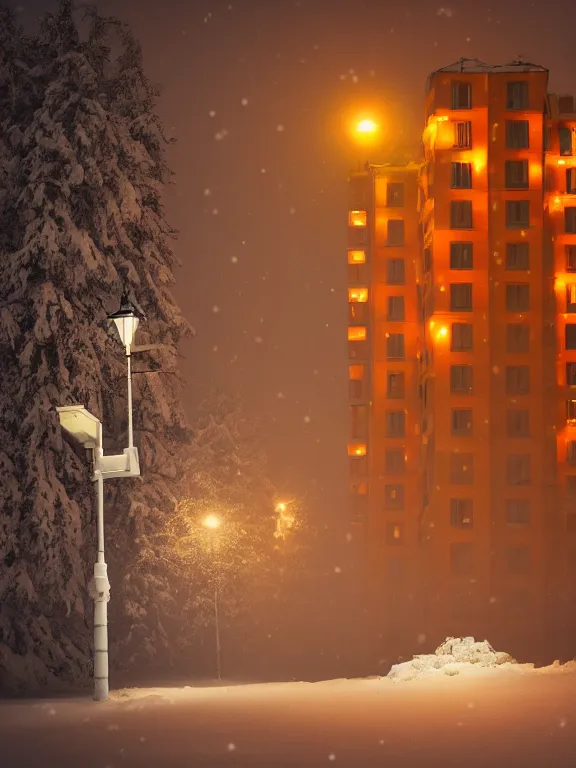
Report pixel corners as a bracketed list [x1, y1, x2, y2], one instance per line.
[387, 296, 405, 322]
[385, 449, 405, 474]
[450, 542, 474, 575]
[567, 441, 576, 464]
[567, 363, 576, 387]
[386, 522, 404, 546]
[506, 324, 529, 353]
[506, 499, 530, 525]
[451, 162, 472, 189]
[387, 371, 405, 398]
[567, 285, 576, 313]
[450, 283, 473, 311]
[506, 365, 530, 395]
[505, 160, 529, 189]
[567, 246, 576, 272]
[565, 324, 576, 350]
[559, 126, 573, 157]
[453, 121, 472, 148]
[450, 453, 474, 484]
[451, 408, 473, 436]
[450, 200, 473, 229]
[506, 81, 528, 110]
[450, 364, 473, 394]
[507, 409, 530, 438]
[349, 364, 367, 400]
[506, 120, 529, 149]
[506, 283, 530, 312]
[387, 182, 404, 207]
[450, 499, 473, 528]
[349, 210, 367, 227]
[506, 454, 531, 485]
[567, 168, 576, 194]
[387, 219, 405, 246]
[452, 81, 471, 109]
[565, 207, 576, 234]
[507, 546, 530, 573]
[386, 333, 405, 359]
[451, 322, 473, 351]
[386, 258, 405, 285]
[385, 411, 406, 438]
[506, 200, 529, 229]
[384, 484, 405, 510]
[450, 242, 473, 270]
[506, 243, 529, 271]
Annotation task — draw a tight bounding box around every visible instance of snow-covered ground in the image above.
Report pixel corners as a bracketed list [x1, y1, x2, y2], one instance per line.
[1, 663, 575, 767]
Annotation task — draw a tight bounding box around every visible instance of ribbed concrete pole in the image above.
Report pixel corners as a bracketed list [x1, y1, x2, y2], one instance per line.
[90, 470, 110, 702]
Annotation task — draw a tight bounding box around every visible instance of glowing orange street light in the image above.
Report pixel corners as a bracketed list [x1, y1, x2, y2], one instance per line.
[356, 118, 378, 134]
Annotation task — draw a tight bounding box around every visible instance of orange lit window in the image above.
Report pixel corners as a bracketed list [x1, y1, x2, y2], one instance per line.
[348, 287, 368, 303]
[348, 326, 367, 341]
[349, 364, 365, 380]
[568, 284, 576, 306]
[348, 250, 366, 264]
[351, 481, 368, 495]
[348, 442, 367, 457]
[348, 210, 367, 227]
[348, 249, 366, 264]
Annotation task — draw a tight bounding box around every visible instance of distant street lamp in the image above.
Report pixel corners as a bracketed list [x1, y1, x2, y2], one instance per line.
[202, 514, 222, 681]
[356, 118, 378, 134]
[56, 293, 143, 702]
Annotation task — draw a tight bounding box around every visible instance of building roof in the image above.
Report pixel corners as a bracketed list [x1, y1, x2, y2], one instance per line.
[431, 57, 548, 75]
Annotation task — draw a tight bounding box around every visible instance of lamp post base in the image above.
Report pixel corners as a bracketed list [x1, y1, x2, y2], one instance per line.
[89, 561, 111, 702]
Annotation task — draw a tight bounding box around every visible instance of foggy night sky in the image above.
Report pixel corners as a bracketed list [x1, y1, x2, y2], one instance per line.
[9, 0, 576, 514]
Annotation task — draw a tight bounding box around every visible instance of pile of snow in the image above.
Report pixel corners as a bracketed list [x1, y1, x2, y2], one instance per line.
[387, 636, 522, 682]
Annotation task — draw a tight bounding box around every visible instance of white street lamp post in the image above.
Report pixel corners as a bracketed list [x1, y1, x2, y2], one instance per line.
[56, 294, 143, 702]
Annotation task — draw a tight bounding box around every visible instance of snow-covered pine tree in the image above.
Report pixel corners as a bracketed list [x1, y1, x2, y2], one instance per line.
[0, 1, 192, 691]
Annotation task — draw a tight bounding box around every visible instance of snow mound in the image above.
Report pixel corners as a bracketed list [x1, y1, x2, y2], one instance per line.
[387, 636, 520, 682]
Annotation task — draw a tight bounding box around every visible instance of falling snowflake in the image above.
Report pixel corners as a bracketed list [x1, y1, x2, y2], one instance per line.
[466, 36, 471, 42]
[289, 206, 296, 214]
[227, 743, 236, 751]
[276, 124, 285, 132]
[213, 346, 218, 352]
[203, 188, 211, 196]
[241, 98, 248, 106]
[212, 208, 219, 215]
[328, 754, 336, 761]
[334, 566, 342, 574]
[231, 256, 238, 263]
[212, 305, 220, 313]
[209, 110, 216, 117]
[417, 633, 427, 645]
[215, 129, 228, 140]
[277, 392, 285, 399]
[345, 532, 353, 543]
[261, 168, 266, 173]
[437, 7, 453, 17]
[254, 336, 263, 343]
[303, 415, 311, 423]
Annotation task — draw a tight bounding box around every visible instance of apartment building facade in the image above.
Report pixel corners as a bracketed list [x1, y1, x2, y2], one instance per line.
[347, 58, 575, 661]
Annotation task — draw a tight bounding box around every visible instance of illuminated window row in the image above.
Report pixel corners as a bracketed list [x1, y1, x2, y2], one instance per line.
[450, 80, 529, 111]
[449, 200, 532, 230]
